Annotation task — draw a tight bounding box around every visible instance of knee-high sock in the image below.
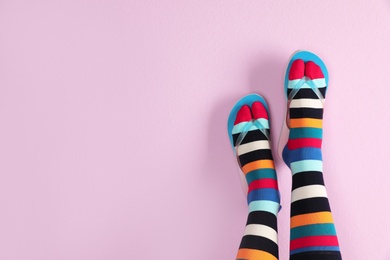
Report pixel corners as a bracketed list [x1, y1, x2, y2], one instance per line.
[233, 102, 280, 260]
[283, 60, 342, 260]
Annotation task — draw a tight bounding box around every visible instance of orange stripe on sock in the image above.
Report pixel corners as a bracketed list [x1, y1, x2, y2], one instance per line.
[290, 118, 322, 128]
[291, 212, 334, 228]
[242, 160, 274, 174]
[236, 248, 277, 260]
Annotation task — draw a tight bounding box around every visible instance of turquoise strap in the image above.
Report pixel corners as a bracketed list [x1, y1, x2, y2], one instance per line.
[235, 119, 270, 148]
[234, 119, 270, 169]
[288, 77, 325, 104]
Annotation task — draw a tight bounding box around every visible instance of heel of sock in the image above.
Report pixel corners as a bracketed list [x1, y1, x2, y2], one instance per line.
[282, 145, 291, 168]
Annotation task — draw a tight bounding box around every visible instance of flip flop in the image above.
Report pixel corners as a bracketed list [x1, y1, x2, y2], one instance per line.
[227, 93, 270, 195]
[277, 50, 329, 161]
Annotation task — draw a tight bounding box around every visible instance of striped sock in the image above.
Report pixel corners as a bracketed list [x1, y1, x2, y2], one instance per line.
[283, 59, 342, 260]
[232, 102, 280, 260]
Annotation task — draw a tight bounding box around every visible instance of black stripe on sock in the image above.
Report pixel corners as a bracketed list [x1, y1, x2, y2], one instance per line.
[239, 149, 273, 166]
[289, 107, 323, 119]
[239, 235, 278, 258]
[292, 171, 325, 190]
[291, 197, 331, 216]
[287, 88, 327, 99]
[246, 211, 278, 231]
[232, 129, 269, 146]
[290, 251, 342, 260]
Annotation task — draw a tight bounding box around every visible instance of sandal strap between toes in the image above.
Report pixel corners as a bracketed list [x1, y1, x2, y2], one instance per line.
[288, 77, 325, 106]
[235, 120, 270, 153]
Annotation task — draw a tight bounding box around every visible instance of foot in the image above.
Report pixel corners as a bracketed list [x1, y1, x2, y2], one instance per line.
[283, 59, 341, 259]
[282, 59, 327, 168]
[232, 102, 280, 260]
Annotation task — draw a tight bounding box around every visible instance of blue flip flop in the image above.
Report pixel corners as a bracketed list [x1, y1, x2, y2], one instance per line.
[278, 50, 329, 160]
[283, 50, 329, 98]
[227, 93, 271, 195]
[227, 93, 270, 151]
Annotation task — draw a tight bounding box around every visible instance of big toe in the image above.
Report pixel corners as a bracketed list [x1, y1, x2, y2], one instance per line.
[251, 101, 268, 120]
[305, 61, 324, 79]
[289, 59, 305, 80]
[234, 105, 252, 125]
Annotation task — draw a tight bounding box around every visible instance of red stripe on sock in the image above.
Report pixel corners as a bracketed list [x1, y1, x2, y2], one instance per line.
[287, 138, 322, 150]
[290, 236, 339, 250]
[248, 178, 278, 193]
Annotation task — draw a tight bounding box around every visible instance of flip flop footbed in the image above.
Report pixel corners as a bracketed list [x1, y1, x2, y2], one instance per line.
[278, 50, 329, 161]
[228, 94, 270, 195]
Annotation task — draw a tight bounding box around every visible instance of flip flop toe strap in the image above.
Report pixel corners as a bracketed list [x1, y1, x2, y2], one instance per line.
[288, 76, 325, 105]
[234, 119, 270, 162]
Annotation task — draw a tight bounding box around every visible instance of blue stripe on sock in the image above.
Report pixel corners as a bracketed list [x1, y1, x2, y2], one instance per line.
[247, 188, 280, 204]
[290, 246, 340, 255]
[245, 169, 277, 185]
[289, 127, 323, 139]
[287, 147, 322, 163]
[248, 201, 280, 216]
[290, 223, 337, 240]
[232, 119, 269, 134]
[291, 160, 323, 175]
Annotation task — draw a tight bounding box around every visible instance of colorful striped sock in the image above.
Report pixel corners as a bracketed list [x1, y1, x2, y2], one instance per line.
[282, 59, 342, 260]
[232, 102, 280, 260]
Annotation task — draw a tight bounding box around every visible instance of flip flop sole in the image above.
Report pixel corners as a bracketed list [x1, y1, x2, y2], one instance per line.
[227, 93, 270, 195]
[278, 50, 329, 160]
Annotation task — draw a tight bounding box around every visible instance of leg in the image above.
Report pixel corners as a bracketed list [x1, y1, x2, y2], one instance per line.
[283, 59, 342, 259]
[232, 102, 280, 260]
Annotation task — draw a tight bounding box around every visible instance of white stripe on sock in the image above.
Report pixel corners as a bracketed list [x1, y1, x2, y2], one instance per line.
[291, 185, 328, 203]
[237, 140, 270, 155]
[289, 98, 325, 109]
[244, 224, 278, 244]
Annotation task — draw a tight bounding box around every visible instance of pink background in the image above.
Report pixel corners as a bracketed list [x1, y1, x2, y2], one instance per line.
[1, 1, 390, 259]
